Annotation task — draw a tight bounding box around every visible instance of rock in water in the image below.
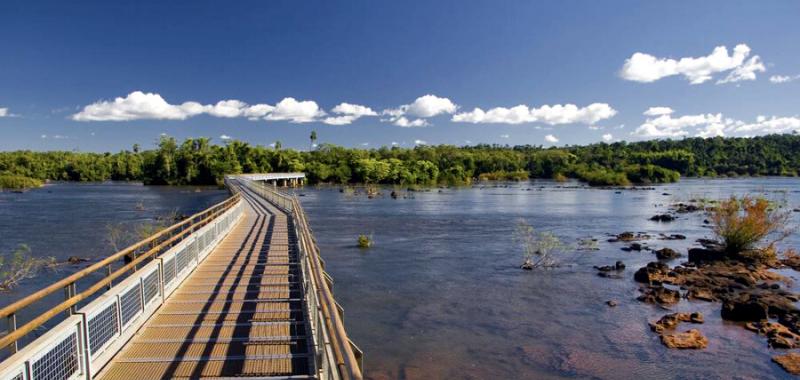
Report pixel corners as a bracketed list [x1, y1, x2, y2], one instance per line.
[688, 248, 725, 263]
[637, 285, 680, 305]
[660, 329, 708, 349]
[650, 214, 675, 222]
[721, 298, 768, 321]
[655, 248, 681, 260]
[774, 353, 800, 375]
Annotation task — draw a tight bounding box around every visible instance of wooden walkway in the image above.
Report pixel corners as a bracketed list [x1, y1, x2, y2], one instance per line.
[98, 185, 313, 379]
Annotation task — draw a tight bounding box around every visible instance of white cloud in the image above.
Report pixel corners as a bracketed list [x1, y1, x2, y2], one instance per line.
[393, 117, 428, 128]
[633, 109, 800, 139]
[220, 134, 232, 140]
[264, 97, 325, 123]
[770, 74, 800, 84]
[544, 134, 559, 143]
[717, 55, 765, 84]
[323, 102, 377, 125]
[633, 113, 722, 138]
[588, 125, 603, 130]
[207, 100, 275, 119]
[0, 108, 8, 117]
[499, 134, 510, 138]
[40, 134, 68, 139]
[643, 106, 674, 116]
[414, 139, 428, 145]
[381, 94, 457, 127]
[602, 133, 613, 142]
[452, 103, 616, 125]
[620, 44, 764, 85]
[72, 91, 329, 124]
[72, 91, 207, 121]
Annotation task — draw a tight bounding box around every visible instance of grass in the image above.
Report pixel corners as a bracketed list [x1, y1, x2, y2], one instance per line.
[0, 174, 43, 190]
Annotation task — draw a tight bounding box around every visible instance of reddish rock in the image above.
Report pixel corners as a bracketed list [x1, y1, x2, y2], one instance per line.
[773, 353, 800, 375]
[660, 329, 708, 349]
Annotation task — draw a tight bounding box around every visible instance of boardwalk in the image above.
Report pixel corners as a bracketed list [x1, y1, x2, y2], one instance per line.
[98, 183, 312, 379]
[0, 175, 362, 380]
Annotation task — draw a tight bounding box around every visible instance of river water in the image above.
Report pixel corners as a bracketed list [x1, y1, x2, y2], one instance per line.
[299, 178, 800, 380]
[1, 179, 799, 378]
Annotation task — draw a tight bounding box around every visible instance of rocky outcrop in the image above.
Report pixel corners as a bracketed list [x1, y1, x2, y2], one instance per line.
[660, 329, 708, 349]
[650, 214, 675, 222]
[773, 353, 800, 375]
[637, 285, 680, 305]
[650, 312, 704, 333]
[655, 248, 681, 260]
[634, 261, 673, 284]
[608, 232, 650, 242]
[745, 321, 800, 349]
[721, 297, 768, 321]
[688, 248, 725, 263]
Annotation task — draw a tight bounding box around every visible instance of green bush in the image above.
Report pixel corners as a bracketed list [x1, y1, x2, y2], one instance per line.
[0, 174, 43, 190]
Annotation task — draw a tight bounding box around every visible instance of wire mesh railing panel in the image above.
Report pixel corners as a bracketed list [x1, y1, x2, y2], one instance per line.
[175, 245, 190, 274]
[119, 285, 143, 329]
[87, 301, 119, 356]
[30, 331, 81, 380]
[142, 269, 160, 306]
[162, 257, 176, 287]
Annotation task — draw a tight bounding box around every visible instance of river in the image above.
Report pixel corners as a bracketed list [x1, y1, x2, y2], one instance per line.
[1, 179, 799, 378]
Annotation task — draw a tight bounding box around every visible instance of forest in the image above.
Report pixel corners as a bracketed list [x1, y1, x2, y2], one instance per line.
[0, 134, 799, 188]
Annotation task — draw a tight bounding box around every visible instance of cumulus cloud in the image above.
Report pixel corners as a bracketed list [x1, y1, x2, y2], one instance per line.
[452, 103, 616, 125]
[220, 134, 232, 140]
[414, 139, 428, 145]
[72, 91, 331, 124]
[620, 44, 764, 84]
[499, 134, 510, 138]
[544, 134, 559, 143]
[72, 91, 207, 121]
[382, 94, 457, 127]
[633, 113, 723, 138]
[264, 97, 326, 123]
[393, 117, 429, 128]
[770, 74, 800, 84]
[602, 133, 613, 142]
[323, 102, 377, 125]
[0, 107, 8, 117]
[643, 107, 674, 116]
[633, 109, 800, 139]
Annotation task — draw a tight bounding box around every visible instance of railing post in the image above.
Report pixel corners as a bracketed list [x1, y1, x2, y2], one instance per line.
[106, 264, 113, 290]
[6, 313, 17, 354]
[64, 282, 77, 315]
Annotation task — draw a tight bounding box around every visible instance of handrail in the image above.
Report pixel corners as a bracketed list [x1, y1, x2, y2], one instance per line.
[239, 178, 363, 380]
[0, 192, 241, 352]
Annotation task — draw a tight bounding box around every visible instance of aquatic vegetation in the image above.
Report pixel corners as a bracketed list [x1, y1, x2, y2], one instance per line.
[514, 219, 565, 269]
[357, 234, 372, 248]
[0, 244, 56, 291]
[710, 195, 794, 257]
[0, 174, 42, 190]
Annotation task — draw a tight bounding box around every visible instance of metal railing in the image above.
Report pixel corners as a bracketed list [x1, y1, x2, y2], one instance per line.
[238, 177, 364, 380]
[0, 192, 244, 380]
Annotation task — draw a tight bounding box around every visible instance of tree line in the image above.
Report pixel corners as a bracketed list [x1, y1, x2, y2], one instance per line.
[1, 134, 799, 187]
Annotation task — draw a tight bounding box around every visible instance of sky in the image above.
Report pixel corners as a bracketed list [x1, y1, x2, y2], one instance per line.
[1, 0, 800, 152]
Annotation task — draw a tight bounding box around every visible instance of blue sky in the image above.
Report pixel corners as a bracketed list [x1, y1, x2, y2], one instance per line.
[1, 0, 799, 152]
